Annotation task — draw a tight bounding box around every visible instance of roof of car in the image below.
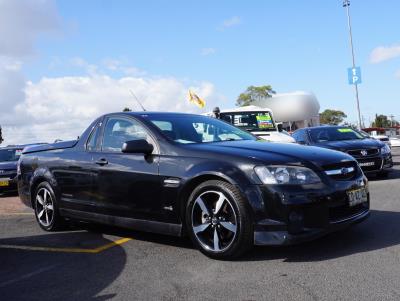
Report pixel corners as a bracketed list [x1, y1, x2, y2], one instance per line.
[106, 111, 207, 118]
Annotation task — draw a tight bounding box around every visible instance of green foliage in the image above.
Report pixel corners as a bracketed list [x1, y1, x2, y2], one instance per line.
[371, 114, 398, 127]
[236, 85, 276, 107]
[319, 109, 347, 125]
[123, 107, 132, 112]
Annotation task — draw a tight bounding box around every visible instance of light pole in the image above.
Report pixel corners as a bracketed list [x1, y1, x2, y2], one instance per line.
[343, 0, 362, 129]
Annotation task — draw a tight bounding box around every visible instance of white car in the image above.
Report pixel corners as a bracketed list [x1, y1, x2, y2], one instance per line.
[390, 137, 400, 147]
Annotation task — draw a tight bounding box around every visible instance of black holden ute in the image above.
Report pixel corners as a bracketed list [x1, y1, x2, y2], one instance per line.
[292, 126, 393, 177]
[18, 112, 370, 259]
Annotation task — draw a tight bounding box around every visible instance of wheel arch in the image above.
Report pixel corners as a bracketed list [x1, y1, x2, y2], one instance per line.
[30, 168, 59, 208]
[177, 172, 246, 234]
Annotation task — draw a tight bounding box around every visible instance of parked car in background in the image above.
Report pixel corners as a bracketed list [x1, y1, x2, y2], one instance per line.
[0, 144, 47, 194]
[389, 137, 400, 147]
[18, 112, 369, 259]
[0, 146, 24, 193]
[207, 106, 296, 143]
[292, 126, 393, 177]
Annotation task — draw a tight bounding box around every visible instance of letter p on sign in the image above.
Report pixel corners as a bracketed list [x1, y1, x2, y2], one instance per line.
[348, 67, 362, 85]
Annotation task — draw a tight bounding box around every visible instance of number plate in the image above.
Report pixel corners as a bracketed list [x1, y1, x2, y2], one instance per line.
[359, 161, 374, 167]
[0, 180, 9, 187]
[347, 188, 368, 207]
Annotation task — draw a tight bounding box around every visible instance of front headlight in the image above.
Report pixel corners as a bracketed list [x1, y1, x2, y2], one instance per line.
[380, 144, 391, 155]
[254, 166, 321, 185]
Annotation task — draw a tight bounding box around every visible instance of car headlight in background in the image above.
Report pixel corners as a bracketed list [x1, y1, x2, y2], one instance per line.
[380, 144, 391, 155]
[254, 166, 321, 185]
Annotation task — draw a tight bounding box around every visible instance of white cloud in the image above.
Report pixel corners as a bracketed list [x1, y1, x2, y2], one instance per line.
[0, 0, 59, 58]
[0, 1, 226, 146]
[370, 44, 400, 64]
[1, 72, 221, 145]
[0, 0, 60, 144]
[219, 16, 241, 30]
[200, 48, 216, 56]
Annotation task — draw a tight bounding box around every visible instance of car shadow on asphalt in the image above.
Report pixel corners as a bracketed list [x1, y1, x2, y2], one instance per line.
[0, 231, 126, 300]
[242, 209, 400, 262]
[77, 222, 194, 250]
[76, 209, 400, 263]
[367, 168, 400, 181]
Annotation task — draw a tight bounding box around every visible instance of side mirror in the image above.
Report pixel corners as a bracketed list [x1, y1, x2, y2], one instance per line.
[122, 139, 154, 154]
[277, 123, 283, 132]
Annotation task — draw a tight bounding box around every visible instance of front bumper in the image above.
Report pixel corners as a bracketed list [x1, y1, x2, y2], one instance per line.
[355, 153, 393, 174]
[0, 175, 18, 193]
[254, 208, 369, 245]
[247, 175, 370, 246]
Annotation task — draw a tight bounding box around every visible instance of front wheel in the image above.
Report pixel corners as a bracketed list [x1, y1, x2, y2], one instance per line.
[34, 181, 65, 231]
[186, 180, 253, 259]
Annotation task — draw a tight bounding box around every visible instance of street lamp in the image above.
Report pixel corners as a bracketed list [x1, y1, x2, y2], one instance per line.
[343, 0, 362, 129]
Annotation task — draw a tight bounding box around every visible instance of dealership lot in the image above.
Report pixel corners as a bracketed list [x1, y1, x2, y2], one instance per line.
[0, 149, 399, 300]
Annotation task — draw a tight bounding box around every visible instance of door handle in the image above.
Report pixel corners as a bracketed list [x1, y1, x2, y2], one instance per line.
[95, 158, 108, 166]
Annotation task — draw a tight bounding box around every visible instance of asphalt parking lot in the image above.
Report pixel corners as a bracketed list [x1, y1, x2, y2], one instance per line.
[1, 149, 400, 301]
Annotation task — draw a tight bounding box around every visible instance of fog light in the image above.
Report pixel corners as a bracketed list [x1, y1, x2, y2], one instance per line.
[288, 211, 304, 234]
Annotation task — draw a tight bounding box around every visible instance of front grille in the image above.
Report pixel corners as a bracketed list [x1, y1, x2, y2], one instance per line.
[0, 169, 16, 176]
[322, 161, 359, 181]
[329, 202, 368, 222]
[347, 148, 379, 158]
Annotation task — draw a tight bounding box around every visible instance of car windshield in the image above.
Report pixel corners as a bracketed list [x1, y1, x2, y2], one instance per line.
[145, 114, 256, 144]
[219, 111, 276, 132]
[308, 127, 365, 142]
[0, 149, 22, 162]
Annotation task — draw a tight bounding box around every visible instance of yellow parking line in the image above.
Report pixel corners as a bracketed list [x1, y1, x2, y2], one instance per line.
[0, 213, 33, 216]
[0, 237, 132, 254]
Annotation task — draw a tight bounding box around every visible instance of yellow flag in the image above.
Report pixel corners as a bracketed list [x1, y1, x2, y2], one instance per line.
[188, 90, 206, 108]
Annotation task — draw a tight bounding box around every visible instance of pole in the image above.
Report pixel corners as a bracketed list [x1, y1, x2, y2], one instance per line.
[344, 0, 362, 129]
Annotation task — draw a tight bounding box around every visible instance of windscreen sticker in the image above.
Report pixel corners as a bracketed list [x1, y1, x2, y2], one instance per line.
[15, 149, 23, 156]
[256, 115, 274, 129]
[337, 128, 354, 133]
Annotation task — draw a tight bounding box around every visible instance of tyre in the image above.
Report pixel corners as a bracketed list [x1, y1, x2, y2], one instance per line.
[186, 180, 253, 259]
[33, 181, 65, 231]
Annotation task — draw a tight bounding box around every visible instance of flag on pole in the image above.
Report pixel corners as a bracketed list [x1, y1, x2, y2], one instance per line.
[188, 90, 206, 108]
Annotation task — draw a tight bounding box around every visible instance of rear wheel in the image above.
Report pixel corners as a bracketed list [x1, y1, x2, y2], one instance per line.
[34, 182, 65, 231]
[186, 180, 253, 259]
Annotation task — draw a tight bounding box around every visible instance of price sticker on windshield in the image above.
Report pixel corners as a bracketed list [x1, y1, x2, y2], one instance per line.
[337, 128, 354, 133]
[256, 115, 274, 129]
[15, 149, 23, 156]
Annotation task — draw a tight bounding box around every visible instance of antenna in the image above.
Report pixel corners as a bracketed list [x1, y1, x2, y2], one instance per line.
[129, 90, 146, 111]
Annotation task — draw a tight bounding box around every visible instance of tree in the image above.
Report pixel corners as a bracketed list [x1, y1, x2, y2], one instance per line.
[123, 107, 132, 112]
[319, 109, 347, 125]
[236, 85, 276, 107]
[372, 114, 391, 128]
[0, 126, 3, 145]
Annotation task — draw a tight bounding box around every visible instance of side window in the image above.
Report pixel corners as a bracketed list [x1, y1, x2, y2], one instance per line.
[87, 124, 101, 151]
[102, 117, 155, 152]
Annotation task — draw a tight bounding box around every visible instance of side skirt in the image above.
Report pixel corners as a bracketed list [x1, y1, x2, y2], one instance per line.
[60, 208, 183, 237]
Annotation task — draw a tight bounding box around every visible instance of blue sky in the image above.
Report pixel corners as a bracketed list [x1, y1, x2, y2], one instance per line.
[2, 0, 400, 144]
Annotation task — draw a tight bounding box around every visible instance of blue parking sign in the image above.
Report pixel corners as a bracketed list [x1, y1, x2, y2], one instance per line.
[348, 67, 362, 85]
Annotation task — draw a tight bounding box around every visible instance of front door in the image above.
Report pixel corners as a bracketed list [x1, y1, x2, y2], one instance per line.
[91, 116, 162, 220]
